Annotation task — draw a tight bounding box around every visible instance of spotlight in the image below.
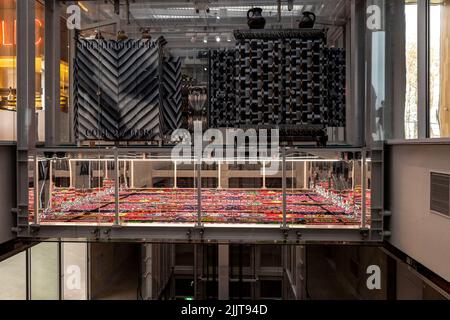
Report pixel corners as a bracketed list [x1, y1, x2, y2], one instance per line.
[215, 36, 221, 42]
[203, 36, 208, 43]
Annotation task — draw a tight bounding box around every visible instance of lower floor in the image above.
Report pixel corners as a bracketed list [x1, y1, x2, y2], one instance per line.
[0, 241, 448, 300]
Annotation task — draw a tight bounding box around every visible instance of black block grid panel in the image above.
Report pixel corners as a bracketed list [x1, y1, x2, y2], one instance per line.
[208, 30, 346, 132]
[209, 49, 237, 127]
[74, 39, 182, 141]
[325, 48, 346, 127]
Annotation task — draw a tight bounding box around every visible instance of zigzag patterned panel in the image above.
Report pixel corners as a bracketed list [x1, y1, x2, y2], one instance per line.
[161, 57, 183, 134]
[74, 39, 121, 140]
[74, 39, 164, 141]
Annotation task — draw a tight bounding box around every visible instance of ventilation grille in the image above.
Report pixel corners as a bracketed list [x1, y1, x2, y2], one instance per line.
[430, 172, 450, 217]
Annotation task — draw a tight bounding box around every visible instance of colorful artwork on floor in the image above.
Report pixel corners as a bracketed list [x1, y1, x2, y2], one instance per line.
[29, 180, 370, 226]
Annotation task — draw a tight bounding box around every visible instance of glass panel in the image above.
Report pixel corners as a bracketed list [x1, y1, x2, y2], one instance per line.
[30, 242, 59, 300]
[119, 152, 198, 225]
[286, 151, 367, 227]
[32, 152, 117, 225]
[62, 242, 87, 300]
[0, 251, 27, 300]
[429, 0, 450, 138]
[202, 159, 282, 225]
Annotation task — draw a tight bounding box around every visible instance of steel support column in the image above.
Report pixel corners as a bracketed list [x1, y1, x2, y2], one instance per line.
[44, 0, 61, 146]
[218, 244, 229, 300]
[16, 0, 36, 236]
[418, 0, 429, 138]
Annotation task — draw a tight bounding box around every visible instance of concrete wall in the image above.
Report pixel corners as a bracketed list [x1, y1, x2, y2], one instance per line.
[387, 144, 450, 282]
[0, 145, 15, 245]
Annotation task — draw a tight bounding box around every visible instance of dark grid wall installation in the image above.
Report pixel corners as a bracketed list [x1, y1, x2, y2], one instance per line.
[74, 39, 183, 141]
[325, 48, 346, 127]
[209, 30, 346, 130]
[209, 49, 237, 128]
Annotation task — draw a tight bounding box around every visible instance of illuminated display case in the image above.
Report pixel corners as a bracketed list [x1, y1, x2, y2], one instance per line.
[27, 147, 375, 242]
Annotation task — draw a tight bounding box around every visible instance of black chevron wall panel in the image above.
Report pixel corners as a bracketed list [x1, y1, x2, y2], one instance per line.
[74, 39, 122, 140]
[74, 38, 183, 141]
[161, 57, 183, 134]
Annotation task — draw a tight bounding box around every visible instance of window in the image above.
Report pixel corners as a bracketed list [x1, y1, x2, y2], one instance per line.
[429, 0, 450, 138]
[30, 242, 59, 300]
[0, 251, 27, 300]
[405, 1, 418, 139]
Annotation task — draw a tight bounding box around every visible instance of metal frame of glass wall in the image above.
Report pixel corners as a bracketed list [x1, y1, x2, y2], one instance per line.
[13, 0, 389, 243]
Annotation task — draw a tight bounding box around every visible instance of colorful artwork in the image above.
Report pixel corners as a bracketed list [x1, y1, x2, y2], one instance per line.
[30, 180, 370, 226]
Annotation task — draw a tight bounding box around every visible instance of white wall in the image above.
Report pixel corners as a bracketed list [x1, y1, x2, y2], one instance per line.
[388, 144, 450, 281]
[0, 110, 45, 142]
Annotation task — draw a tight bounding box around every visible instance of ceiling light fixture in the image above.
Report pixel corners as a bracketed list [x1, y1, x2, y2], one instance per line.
[215, 36, 221, 42]
[77, 1, 89, 12]
[203, 36, 208, 43]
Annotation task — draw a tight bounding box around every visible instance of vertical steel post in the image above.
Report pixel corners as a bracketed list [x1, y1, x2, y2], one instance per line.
[16, 0, 36, 235]
[418, 0, 429, 138]
[44, 0, 61, 146]
[173, 161, 177, 189]
[114, 149, 120, 225]
[218, 244, 229, 300]
[282, 148, 287, 227]
[217, 162, 221, 189]
[34, 156, 39, 225]
[262, 160, 266, 189]
[303, 161, 308, 189]
[361, 151, 367, 228]
[130, 160, 135, 188]
[196, 157, 202, 226]
[49, 160, 53, 208]
[69, 159, 73, 188]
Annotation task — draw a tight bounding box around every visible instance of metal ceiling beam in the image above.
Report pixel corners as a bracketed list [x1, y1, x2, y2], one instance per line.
[25, 224, 378, 243]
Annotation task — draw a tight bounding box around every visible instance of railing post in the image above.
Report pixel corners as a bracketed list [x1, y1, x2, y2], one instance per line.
[49, 159, 53, 209]
[130, 160, 135, 189]
[34, 155, 39, 225]
[173, 161, 177, 189]
[361, 150, 367, 228]
[114, 148, 120, 226]
[262, 160, 266, 189]
[282, 148, 287, 228]
[196, 156, 202, 226]
[217, 161, 221, 189]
